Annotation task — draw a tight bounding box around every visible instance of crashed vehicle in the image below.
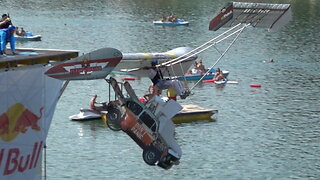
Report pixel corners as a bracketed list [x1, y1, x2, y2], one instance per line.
[104, 77, 182, 169]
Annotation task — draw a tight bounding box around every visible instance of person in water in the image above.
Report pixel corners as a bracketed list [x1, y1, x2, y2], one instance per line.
[89, 94, 107, 111]
[213, 68, 225, 81]
[0, 25, 16, 56]
[148, 60, 190, 99]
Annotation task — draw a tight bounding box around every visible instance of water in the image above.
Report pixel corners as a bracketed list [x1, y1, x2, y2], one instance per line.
[2, 0, 320, 179]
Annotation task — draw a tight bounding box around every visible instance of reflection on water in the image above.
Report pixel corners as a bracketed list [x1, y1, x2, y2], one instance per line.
[5, 0, 320, 179]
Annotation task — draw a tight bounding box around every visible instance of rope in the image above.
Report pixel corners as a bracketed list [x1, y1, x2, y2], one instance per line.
[161, 23, 243, 67]
[156, 24, 246, 91]
[190, 23, 250, 90]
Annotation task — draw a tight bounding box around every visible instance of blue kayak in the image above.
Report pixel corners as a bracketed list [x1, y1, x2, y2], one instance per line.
[153, 19, 189, 26]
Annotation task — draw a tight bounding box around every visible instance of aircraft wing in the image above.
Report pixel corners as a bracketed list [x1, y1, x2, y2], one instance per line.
[209, 2, 292, 32]
[119, 47, 197, 77]
[123, 58, 195, 78]
[45, 48, 122, 80]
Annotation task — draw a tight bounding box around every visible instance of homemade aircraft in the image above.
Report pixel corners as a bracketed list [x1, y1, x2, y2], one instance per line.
[55, 1, 294, 171]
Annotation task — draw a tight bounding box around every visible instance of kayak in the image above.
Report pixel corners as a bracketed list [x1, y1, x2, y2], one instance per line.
[153, 19, 189, 26]
[214, 79, 228, 85]
[202, 78, 227, 85]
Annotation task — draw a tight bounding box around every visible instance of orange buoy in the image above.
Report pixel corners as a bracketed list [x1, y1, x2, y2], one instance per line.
[202, 79, 215, 83]
[122, 77, 136, 81]
[250, 84, 261, 88]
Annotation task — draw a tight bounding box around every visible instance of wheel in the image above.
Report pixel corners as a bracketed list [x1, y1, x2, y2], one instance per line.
[157, 161, 173, 170]
[106, 105, 123, 131]
[142, 146, 161, 166]
[106, 121, 121, 131]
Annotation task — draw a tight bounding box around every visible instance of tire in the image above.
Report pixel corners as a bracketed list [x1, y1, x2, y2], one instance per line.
[157, 161, 173, 170]
[106, 105, 123, 131]
[142, 146, 161, 166]
[106, 121, 121, 131]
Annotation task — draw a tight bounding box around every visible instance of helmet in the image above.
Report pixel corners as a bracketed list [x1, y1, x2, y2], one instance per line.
[151, 60, 158, 66]
[8, 25, 15, 31]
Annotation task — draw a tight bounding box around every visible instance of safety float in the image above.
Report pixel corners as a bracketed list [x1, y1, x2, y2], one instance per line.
[250, 84, 262, 88]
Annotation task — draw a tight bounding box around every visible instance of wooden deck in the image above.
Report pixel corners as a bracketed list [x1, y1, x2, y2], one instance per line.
[0, 48, 79, 70]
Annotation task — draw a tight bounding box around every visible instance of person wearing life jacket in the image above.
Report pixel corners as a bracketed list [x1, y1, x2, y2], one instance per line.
[148, 60, 190, 99]
[0, 25, 16, 56]
[0, 14, 12, 29]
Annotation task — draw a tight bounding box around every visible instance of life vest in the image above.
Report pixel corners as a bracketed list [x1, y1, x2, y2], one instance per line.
[167, 88, 177, 101]
[150, 68, 163, 85]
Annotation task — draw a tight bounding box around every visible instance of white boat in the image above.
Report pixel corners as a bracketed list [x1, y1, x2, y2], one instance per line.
[14, 32, 41, 41]
[69, 109, 102, 121]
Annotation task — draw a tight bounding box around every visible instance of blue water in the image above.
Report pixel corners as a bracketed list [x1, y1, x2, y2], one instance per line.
[3, 0, 320, 179]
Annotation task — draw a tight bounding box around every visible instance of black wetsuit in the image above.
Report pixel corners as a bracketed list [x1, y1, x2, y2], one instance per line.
[0, 18, 12, 29]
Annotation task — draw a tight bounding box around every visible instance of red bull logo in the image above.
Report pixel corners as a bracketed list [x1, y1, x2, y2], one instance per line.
[69, 59, 103, 75]
[0, 141, 43, 176]
[0, 103, 43, 142]
[0, 103, 44, 177]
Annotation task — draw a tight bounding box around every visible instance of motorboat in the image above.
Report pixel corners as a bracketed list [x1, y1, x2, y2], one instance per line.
[70, 104, 218, 123]
[172, 104, 217, 123]
[15, 32, 42, 41]
[69, 109, 102, 121]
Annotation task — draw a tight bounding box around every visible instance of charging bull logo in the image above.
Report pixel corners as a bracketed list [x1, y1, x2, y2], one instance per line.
[0, 104, 43, 142]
